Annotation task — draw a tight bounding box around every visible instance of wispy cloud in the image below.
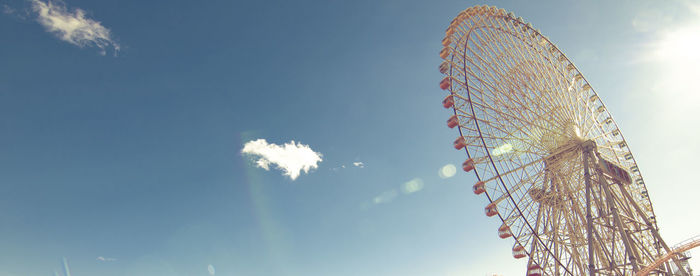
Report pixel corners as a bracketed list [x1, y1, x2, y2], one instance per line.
[30, 0, 119, 55]
[96, 256, 117, 262]
[331, 161, 365, 171]
[2, 4, 15, 14]
[242, 139, 323, 180]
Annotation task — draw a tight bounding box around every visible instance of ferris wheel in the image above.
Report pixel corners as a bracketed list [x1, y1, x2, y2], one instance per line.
[439, 5, 690, 276]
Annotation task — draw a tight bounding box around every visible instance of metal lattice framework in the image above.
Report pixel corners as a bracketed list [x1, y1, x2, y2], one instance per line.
[438, 5, 689, 275]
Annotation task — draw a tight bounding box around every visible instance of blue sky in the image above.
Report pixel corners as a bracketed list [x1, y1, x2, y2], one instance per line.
[1, 0, 699, 275]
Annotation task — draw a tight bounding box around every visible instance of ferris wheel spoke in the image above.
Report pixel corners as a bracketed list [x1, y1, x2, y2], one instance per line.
[464, 43, 576, 139]
[461, 66, 553, 131]
[584, 109, 617, 154]
[579, 88, 613, 141]
[566, 79, 587, 128]
[473, 83, 567, 134]
[585, 127, 619, 144]
[534, 63, 581, 128]
[482, 135, 545, 158]
[463, 57, 530, 111]
[466, 88, 569, 146]
[537, 70, 580, 128]
[595, 144, 628, 155]
[481, 22, 579, 125]
[578, 92, 598, 135]
[467, 34, 545, 114]
[470, 108, 560, 153]
[464, 41, 521, 93]
[483, 23, 573, 115]
[490, 169, 543, 207]
[580, 98, 611, 140]
[456, 89, 533, 125]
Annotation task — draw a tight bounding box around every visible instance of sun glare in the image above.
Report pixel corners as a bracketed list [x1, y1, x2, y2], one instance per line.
[653, 23, 700, 62]
[644, 15, 700, 106]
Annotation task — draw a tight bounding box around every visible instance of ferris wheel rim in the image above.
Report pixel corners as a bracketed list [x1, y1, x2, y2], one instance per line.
[441, 5, 666, 274]
[455, 14, 574, 273]
[457, 15, 658, 224]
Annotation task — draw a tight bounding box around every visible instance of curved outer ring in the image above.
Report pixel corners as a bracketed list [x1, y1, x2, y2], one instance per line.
[444, 5, 661, 271]
[453, 13, 568, 271]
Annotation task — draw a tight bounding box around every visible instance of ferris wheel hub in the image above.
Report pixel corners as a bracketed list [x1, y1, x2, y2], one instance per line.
[543, 139, 595, 165]
[581, 140, 596, 151]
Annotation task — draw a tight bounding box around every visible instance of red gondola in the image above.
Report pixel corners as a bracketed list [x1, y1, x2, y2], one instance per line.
[440, 77, 451, 90]
[439, 47, 450, 59]
[447, 115, 459, 128]
[442, 95, 454, 108]
[442, 37, 451, 47]
[439, 61, 450, 74]
[462, 158, 474, 172]
[453, 136, 466, 149]
[485, 202, 497, 217]
[473, 181, 485, 195]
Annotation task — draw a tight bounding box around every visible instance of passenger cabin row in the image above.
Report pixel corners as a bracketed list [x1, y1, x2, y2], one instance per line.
[438, 32, 533, 266]
[440, 8, 550, 272]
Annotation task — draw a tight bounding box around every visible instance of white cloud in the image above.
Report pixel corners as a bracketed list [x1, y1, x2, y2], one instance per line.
[30, 0, 119, 55]
[241, 139, 323, 180]
[352, 161, 364, 168]
[96, 256, 117, 262]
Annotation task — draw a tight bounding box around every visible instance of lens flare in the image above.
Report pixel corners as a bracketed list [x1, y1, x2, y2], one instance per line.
[438, 164, 457, 179]
[492, 143, 513, 156]
[402, 178, 424, 194]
